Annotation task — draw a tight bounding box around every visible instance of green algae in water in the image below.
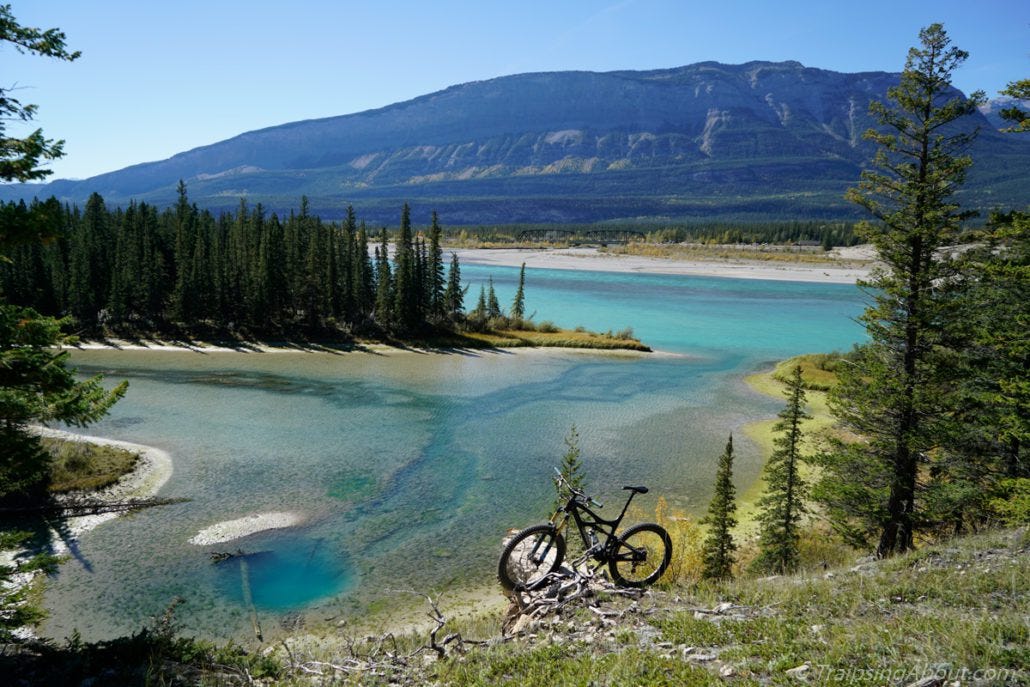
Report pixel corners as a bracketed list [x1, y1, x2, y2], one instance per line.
[327, 473, 377, 501]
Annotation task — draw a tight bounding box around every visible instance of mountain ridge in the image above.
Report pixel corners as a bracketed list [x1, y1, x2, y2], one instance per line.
[4, 61, 1028, 224]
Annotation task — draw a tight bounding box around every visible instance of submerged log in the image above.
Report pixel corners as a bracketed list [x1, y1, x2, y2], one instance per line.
[0, 496, 188, 516]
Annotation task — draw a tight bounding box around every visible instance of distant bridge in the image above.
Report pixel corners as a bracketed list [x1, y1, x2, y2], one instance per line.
[514, 229, 645, 245]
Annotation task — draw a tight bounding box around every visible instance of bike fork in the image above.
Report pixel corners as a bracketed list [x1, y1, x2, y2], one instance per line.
[530, 529, 555, 564]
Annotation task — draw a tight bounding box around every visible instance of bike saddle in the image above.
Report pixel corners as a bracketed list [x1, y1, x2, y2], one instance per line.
[623, 485, 649, 494]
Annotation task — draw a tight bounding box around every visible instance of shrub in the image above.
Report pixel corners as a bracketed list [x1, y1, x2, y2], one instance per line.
[989, 478, 1030, 527]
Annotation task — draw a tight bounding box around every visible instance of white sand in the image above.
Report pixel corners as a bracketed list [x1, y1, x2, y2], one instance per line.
[35, 427, 173, 545]
[452, 246, 872, 284]
[188, 511, 305, 545]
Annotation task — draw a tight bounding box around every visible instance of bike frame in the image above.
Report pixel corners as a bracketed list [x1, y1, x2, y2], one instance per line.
[550, 487, 642, 561]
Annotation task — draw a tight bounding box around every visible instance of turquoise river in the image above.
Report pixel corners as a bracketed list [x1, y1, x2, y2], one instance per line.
[40, 263, 867, 640]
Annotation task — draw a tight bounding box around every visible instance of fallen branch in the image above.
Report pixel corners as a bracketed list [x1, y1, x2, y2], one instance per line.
[0, 496, 188, 516]
[502, 565, 644, 636]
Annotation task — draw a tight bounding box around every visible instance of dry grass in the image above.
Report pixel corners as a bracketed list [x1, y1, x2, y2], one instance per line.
[605, 242, 875, 267]
[42, 437, 140, 493]
[453, 328, 651, 352]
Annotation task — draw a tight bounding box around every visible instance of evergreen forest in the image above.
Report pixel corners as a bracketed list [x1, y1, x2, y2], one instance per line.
[0, 185, 464, 340]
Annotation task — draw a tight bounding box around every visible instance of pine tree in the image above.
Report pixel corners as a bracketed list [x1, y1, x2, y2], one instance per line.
[170, 181, 197, 323]
[353, 219, 374, 319]
[700, 435, 738, 581]
[374, 228, 393, 327]
[443, 252, 463, 320]
[339, 206, 357, 319]
[486, 276, 502, 319]
[428, 211, 446, 321]
[816, 25, 984, 556]
[472, 285, 487, 323]
[0, 6, 80, 185]
[926, 210, 1030, 530]
[511, 262, 526, 322]
[752, 366, 809, 574]
[0, 6, 125, 504]
[392, 203, 418, 331]
[555, 425, 585, 510]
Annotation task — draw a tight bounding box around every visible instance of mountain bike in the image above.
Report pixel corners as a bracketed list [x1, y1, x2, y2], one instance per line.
[498, 469, 672, 591]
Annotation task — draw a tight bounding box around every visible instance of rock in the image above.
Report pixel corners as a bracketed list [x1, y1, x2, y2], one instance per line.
[719, 664, 736, 677]
[422, 653, 437, 667]
[713, 602, 735, 613]
[904, 677, 943, 687]
[785, 663, 810, 677]
[689, 653, 718, 662]
[509, 615, 536, 635]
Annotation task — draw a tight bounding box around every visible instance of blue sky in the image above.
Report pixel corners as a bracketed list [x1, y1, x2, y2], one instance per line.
[6, 0, 1028, 180]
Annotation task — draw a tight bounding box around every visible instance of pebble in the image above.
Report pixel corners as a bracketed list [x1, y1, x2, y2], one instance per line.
[785, 663, 810, 677]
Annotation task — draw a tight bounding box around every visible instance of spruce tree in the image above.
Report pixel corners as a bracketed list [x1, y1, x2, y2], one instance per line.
[353, 219, 374, 319]
[700, 435, 737, 581]
[340, 206, 358, 319]
[753, 366, 809, 574]
[374, 228, 393, 327]
[511, 262, 526, 322]
[428, 211, 446, 321]
[0, 5, 80, 185]
[555, 425, 585, 510]
[472, 285, 487, 323]
[170, 181, 197, 323]
[392, 203, 418, 331]
[443, 252, 463, 320]
[486, 276, 502, 319]
[0, 6, 125, 502]
[816, 25, 985, 556]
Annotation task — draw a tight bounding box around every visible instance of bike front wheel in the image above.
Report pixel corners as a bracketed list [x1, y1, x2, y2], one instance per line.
[498, 524, 566, 592]
[608, 523, 672, 587]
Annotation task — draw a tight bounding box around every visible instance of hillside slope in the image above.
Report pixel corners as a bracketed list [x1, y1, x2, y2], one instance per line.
[5, 62, 1029, 223]
[4, 528, 1026, 684]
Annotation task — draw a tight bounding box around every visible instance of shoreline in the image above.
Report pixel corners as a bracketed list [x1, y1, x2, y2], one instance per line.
[33, 428, 174, 549]
[66, 339, 678, 358]
[451, 246, 872, 284]
[1, 430, 172, 640]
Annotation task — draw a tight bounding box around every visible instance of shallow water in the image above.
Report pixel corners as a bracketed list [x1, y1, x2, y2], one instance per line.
[42, 265, 867, 640]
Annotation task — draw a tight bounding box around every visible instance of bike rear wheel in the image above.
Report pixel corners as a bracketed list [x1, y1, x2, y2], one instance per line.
[498, 524, 566, 591]
[608, 523, 672, 587]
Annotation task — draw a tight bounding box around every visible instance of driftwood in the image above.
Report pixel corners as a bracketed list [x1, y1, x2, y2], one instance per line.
[501, 564, 644, 636]
[208, 549, 246, 563]
[0, 495, 187, 516]
[278, 593, 485, 681]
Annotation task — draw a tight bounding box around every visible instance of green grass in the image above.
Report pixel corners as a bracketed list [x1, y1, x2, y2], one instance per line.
[654, 528, 1029, 684]
[736, 353, 841, 529]
[42, 438, 140, 493]
[10, 528, 1024, 685]
[425, 327, 651, 352]
[437, 644, 724, 686]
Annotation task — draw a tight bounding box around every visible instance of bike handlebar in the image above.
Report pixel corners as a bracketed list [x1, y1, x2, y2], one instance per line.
[553, 468, 603, 508]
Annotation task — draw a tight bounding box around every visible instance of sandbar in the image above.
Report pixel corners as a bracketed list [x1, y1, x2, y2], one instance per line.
[188, 511, 305, 545]
[35, 427, 173, 544]
[452, 246, 872, 284]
